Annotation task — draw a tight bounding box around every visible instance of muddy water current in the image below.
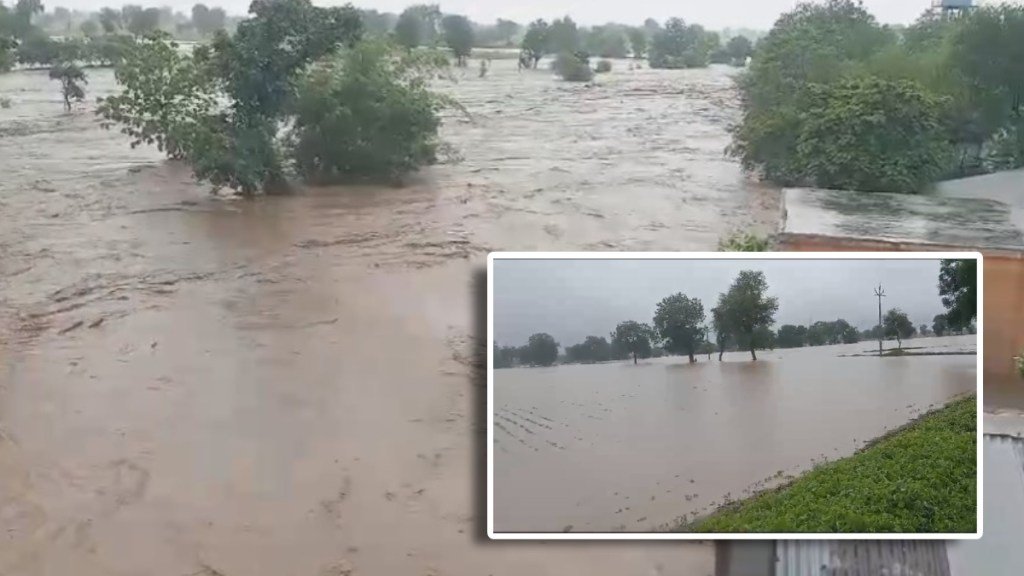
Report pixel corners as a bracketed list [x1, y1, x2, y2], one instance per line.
[0, 59, 779, 574]
[493, 336, 977, 533]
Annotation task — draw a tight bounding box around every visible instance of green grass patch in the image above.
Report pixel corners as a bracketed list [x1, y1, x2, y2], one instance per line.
[677, 394, 977, 533]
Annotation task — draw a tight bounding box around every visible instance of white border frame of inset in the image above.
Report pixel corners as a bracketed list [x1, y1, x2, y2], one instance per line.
[486, 251, 983, 541]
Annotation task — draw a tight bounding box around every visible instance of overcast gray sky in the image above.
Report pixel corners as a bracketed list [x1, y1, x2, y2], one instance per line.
[492, 258, 948, 347]
[50, 0, 1017, 30]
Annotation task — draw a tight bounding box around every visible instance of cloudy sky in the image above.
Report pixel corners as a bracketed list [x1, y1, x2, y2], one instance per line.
[50, 0, 1015, 29]
[492, 258, 949, 347]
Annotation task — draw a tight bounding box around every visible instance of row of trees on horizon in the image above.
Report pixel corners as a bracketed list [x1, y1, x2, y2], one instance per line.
[495, 260, 978, 369]
[0, 1, 761, 72]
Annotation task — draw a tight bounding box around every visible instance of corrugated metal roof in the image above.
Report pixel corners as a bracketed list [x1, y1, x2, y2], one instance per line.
[774, 541, 950, 576]
[779, 188, 1024, 252]
[947, 434, 1024, 576]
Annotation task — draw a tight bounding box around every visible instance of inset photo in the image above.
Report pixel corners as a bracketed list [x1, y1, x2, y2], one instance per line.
[487, 253, 981, 540]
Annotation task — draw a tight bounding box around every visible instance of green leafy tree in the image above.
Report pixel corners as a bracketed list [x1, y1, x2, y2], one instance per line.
[548, 16, 580, 55]
[648, 18, 712, 69]
[520, 19, 549, 68]
[611, 320, 655, 364]
[49, 62, 86, 111]
[718, 270, 779, 361]
[710, 305, 732, 361]
[939, 259, 977, 332]
[124, 6, 161, 36]
[286, 38, 453, 184]
[394, 4, 440, 49]
[526, 332, 559, 367]
[192, 3, 226, 37]
[725, 34, 753, 65]
[441, 14, 473, 66]
[776, 324, 807, 348]
[627, 27, 647, 59]
[494, 344, 519, 368]
[932, 313, 948, 337]
[495, 18, 519, 46]
[794, 76, 952, 193]
[566, 335, 612, 364]
[883, 308, 914, 349]
[653, 293, 706, 363]
[584, 25, 628, 59]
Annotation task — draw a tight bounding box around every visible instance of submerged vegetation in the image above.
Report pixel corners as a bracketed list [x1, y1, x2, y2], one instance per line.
[679, 394, 977, 533]
[732, 0, 1024, 192]
[94, 0, 456, 195]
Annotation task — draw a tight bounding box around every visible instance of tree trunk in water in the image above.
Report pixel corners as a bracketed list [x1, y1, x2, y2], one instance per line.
[718, 350, 724, 361]
[633, 352, 637, 364]
[750, 346, 757, 361]
[688, 353, 696, 363]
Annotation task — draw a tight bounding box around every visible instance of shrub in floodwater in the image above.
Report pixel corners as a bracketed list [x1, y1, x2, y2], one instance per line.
[286, 38, 457, 185]
[552, 51, 594, 82]
[49, 62, 87, 112]
[718, 231, 771, 252]
[0, 97, 11, 109]
[595, 59, 612, 73]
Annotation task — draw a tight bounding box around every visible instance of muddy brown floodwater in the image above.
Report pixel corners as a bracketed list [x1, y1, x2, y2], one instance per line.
[0, 59, 777, 575]
[493, 336, 977, 533]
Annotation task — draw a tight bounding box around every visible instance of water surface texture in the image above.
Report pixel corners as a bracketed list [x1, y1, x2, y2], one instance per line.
[493, 336, 977, 533]
[0, 60, 779, 574]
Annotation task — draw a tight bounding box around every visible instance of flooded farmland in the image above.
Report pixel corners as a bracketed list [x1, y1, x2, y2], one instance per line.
[492, 335, 977, 534]
[0, 58, 781, 575]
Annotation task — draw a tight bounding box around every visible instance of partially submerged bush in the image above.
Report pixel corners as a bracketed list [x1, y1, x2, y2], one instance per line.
[595, 59, 612, 73]
[718, 232, 772, 252]
[0, 96, 11, 109]
[287, 39, 456, 184]
[553, 51, 594, 82]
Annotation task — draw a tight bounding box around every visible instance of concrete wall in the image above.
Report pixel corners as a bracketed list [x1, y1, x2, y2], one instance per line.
[776, 234, 1022, 386]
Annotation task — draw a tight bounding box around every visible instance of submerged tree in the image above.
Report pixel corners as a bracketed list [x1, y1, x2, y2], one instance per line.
[932, 313, 948, 337]
[653, 293, 706, 363]
[526, 332, 559, 367]
[441, 13, 473, 66]
[883, 308, 914, 349]
[717, 270, 779, 361]
[49, 62, 86, 111]
[520, 19, 549, 69]
[610, 320, 655, 364]
[710, 305, 731, 361]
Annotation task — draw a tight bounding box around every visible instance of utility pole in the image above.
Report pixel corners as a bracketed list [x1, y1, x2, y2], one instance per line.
[874, 284, 886, 357]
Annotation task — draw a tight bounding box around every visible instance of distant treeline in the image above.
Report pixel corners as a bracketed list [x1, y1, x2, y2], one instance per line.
[494, 260, 978, 369]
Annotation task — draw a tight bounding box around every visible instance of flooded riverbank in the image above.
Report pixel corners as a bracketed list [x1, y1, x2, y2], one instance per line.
[0, 59, 777, 574]
[492, 336, 977, 533]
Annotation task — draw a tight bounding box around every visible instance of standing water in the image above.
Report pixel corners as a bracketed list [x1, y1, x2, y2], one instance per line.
[0, 60, 774, 575]
[493, 336, 977, 533]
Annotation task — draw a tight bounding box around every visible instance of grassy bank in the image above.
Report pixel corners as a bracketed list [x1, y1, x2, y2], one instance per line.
[676, 394, 977, 533]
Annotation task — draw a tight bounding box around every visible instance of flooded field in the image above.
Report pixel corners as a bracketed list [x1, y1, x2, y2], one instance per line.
[0, 59, 780, 575]
[492, 335, 977, 533]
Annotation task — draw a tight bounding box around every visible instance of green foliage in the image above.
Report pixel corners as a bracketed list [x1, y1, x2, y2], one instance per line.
[776, 324, 808, 348]
[493, 344, 519, 369]
[725, 34, 753, 65]
[48, 61, 86, 111]
[594, 59, 612, 74]
[932, 313, 948, 337]
[98, 7, 120, 33]
[939, 259, 977, 331]
[286, 39, 452, 185]
[626, 27, 647, 59]
[124, 6, 161, 36]
[441, 14, 473, 65]
[394, 4, 440, 49]
[552, 51, 593, 82]
[526, 332, 559, 367]
[718, 231, 770, 251]
[733, 0, 1024, 190]
[653, 293, 706, 362]
[610, 320, 655, 364]
[191, 3, 226, 37]
[584, 24, 628, 59]
[520, 19, 549, 67]
[565, 336, 612, 364]
[883, 308, 914, 348]
[716, 270, 779, 360]
[683, 395, 976, 533]
[648, 18, 714, 69]
[796, 76, 951, 193]
[548, 16, 580, 55]
[494, 19, 520, 46]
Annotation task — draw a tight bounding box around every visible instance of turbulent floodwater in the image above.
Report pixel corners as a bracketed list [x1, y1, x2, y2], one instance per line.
[0, 59, 778, 575]
[492, 336, 977, 533]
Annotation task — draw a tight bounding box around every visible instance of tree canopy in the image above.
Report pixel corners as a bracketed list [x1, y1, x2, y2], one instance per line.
[716, 270, 779, 360]
[883, 308, 915, 348]
[653, 293, 706, 363]
[938, 259, 977, 331]
[526, 332, 560, 367]
[441, 13, 473, 65]
[610, 320, 655, 364]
